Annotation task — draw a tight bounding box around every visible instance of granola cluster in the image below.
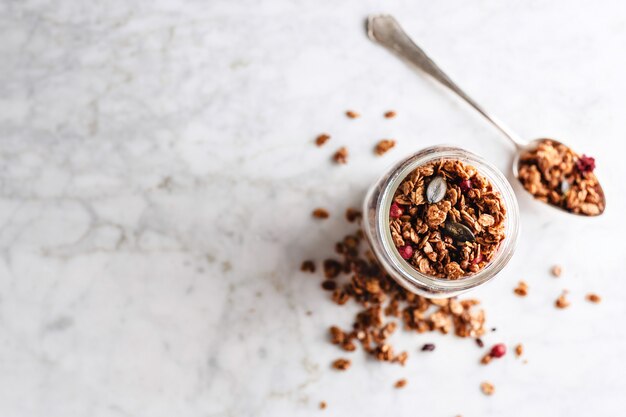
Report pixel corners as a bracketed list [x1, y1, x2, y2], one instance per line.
[480, 381, 495, 396]
[517, 140, 605, 216]
[389, 159, 507, 279]
[307, 222, 487, 368]
[375, 139, 396, 156]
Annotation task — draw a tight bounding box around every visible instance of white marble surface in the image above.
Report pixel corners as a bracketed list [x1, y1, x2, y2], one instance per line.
[1, 0, 626, 416]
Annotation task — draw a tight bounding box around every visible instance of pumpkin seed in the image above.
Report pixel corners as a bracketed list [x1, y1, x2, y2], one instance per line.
[443, 220, 476, 242]
[426, 176, 447, 204]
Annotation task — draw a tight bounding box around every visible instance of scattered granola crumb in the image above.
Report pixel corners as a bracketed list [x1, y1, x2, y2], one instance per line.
[586, 293, 601, 304]
[321, 280, 337, 291]
[315, 134, 330, 147]
[323, 259, 342, 279]
[551, 265, 562, 277]
[346, 110, 360, 119]
[331, 289, 349, 305]
[309, 225, 489, 368]
[514, 280, 528, 297]
[374, 139, 396, 156]
[515, 343, 523, 357]
[392, 351, 409, 366]
[476, 338, 484, 348]
[480, 381, 495, 396]
[345, 208, 362, 223]
[394, 378, 407, 389]
[555, 290, 570, 309]
[332, 147, 349, 164]
[312, 208, 330, 219]
[331, 358, 351, 371]
[421, 343, 436, 352]
[306, 310, 313, 316]
[341, 340, 356, 352]
[384, 110, 397, 119]
[480, 353, 492, 365]
[523, 359, 528, 364]
[329, 326, 345, 345]
[301, 260, 316, 273]
[319, 401, 327, 410]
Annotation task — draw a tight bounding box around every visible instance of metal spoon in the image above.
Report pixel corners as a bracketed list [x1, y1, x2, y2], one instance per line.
[366, 14, 605, 216]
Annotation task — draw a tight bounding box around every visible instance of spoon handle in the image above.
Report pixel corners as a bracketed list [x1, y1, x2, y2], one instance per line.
[367, 14, 526, 150]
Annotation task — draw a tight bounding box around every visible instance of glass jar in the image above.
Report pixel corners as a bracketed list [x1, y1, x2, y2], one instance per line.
[362, 145, 520, 299]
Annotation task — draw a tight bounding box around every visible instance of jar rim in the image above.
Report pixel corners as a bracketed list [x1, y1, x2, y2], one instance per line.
[370, 145, 520, 296]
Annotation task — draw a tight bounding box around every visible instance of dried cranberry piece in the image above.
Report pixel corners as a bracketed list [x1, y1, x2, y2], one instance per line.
[398, 245, 414, 260]
[576, 155, 595, 174]
[390, 202, 404, 219]
[490, 343, 506, 358]
[459, 179, 472, 193]
[421, 343, 436, 351]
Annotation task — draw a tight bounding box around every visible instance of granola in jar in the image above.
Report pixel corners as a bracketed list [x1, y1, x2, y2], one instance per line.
[389, 159, 507, 279]
[517, 140, 605, 216]
[363, 146, 519, 297]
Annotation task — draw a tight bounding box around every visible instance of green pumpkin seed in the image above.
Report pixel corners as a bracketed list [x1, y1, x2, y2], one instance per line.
[443, 220, 476, 242]
[426, 176, 447, 204]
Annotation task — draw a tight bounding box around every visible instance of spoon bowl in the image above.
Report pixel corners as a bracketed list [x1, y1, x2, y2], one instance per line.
[513, 138, 606, 216]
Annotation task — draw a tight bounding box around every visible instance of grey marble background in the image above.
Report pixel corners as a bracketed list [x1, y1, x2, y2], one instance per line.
[1, 0, 625, 416]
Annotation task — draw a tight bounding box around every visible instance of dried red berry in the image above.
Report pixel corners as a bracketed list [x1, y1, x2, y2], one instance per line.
[490, 343, 506, 358]
[421, 343, 436, 351]
[472, 254, 483, 264]
[390, 202, 404, 219]
[398, 245, 413, 260]
[459, 179, 472, 193]
[576, 155, 595, 174]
